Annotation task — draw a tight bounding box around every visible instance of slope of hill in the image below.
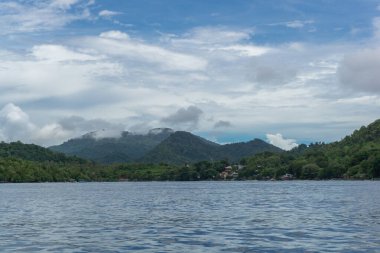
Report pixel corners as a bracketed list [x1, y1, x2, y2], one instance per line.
[50, 128, 174, 163]
[239, 119, 380, 179]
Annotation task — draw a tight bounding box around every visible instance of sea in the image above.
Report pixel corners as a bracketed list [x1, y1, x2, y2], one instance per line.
[0, 181, 379, 252]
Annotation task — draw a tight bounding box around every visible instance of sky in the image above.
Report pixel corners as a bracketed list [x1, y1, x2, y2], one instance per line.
[0, 0, 380, 150]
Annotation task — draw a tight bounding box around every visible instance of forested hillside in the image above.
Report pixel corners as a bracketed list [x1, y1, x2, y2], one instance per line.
[0, 141, 86, 163]
[239, 119, 380, 179]
[0, 141, 97, 182]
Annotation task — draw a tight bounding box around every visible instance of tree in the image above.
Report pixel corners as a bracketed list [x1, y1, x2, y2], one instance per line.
[301, 163, 320, 179]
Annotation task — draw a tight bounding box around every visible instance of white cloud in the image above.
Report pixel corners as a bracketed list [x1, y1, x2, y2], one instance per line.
[0, 103, 73, 146]
[34, 123, 72, 144]
[176, 26, 253, 45]
[0, 103, 36, 143]
[99, 10, 122, 17]
[0, 0, 91, 34]
[32, 44, 102, 62]
[286, 20, 314, 28]
[84, 31, 208, 71]
[50, 0, 80, 10]
[269, 20, 314, 29]
[0, 54, 122, 100]
[0, 103, 128, 146]
[266, 133, 298, 151]
[218, 45, 271, 57]
[100, 30, 130, 40]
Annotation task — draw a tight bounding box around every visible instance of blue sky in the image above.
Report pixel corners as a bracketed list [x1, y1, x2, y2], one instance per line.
[0, 0, 380, 149]
[92, 0, 378, 42]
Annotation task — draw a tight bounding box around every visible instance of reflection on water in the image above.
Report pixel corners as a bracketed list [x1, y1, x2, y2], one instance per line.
[0, 181, 379, 252]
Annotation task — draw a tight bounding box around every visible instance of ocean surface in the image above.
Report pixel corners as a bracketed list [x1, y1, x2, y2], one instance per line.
[0, 181, 379, 252]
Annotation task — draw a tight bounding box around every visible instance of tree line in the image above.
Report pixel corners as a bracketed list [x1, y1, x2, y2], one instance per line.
[1, 119, 379, 182]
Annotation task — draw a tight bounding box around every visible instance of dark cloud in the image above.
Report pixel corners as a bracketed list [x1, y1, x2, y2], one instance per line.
[338, 48, 380, 93]
[214, 120, 232, 128]
[161, 106, 203, 129]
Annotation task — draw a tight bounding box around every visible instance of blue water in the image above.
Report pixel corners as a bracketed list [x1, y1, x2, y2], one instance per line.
[0, 181, 379, 252]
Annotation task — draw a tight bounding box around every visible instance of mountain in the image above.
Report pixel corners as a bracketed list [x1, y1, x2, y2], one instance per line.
[140, 131, 221, 164]
[141, 132, 282, 164]
[49, 128, 174, 164]
[50, 128, 283, 164]
[239, 119, 380, 179]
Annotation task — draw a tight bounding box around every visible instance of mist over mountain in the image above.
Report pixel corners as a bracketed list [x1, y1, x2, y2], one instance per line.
[50, 128, 282, 164]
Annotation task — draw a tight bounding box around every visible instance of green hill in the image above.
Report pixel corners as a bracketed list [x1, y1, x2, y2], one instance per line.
[0, 141, 86, 163]
[140, 131, 221, 164]
[0, 141, 100, 182]
[239, 119, 380, 179]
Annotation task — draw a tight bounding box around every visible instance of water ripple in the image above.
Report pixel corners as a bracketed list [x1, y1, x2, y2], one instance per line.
[0, 181, 379, 252]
